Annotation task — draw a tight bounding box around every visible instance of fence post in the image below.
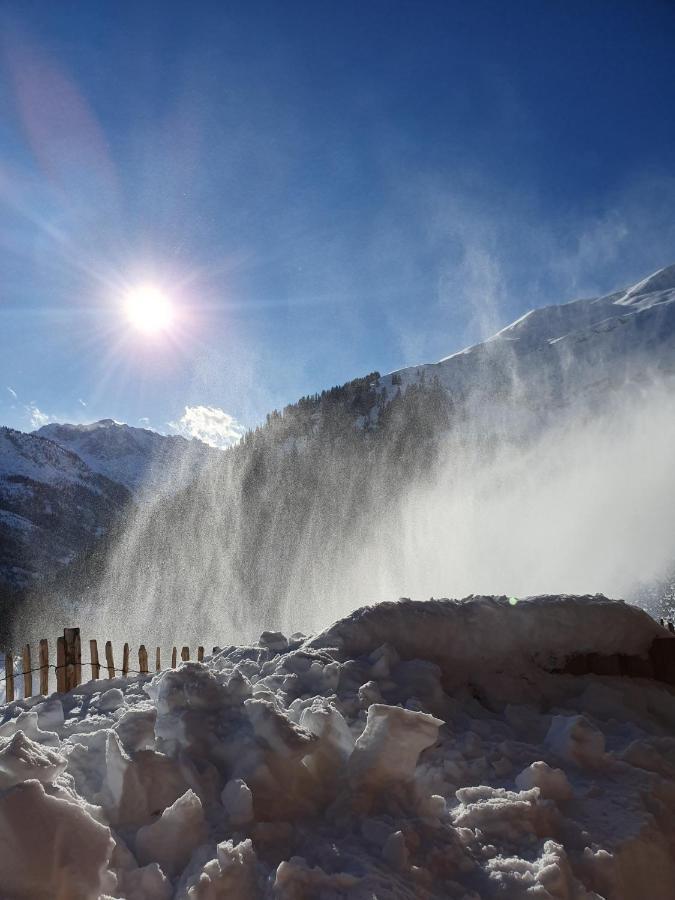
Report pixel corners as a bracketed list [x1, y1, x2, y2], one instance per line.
[171, 647, 177, 668]
[63, 628, 80, 691]
[4, 652, 14, 702]
[156, 647, 161, 672]
[181, 646, 190, 662]
[22, 645, 32, 699]
[138, 645, 148, 675]
[122, 643, 129, 678]
[105, 641, 115, 679]
[197, 646, 204, 663]
[39, 639, 49, 695]
[56, 637, 66, 692]
[90, 640, 101, 679]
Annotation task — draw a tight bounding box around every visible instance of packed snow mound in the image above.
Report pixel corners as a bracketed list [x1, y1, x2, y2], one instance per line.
[1, 595, 675, 898]
[307, 594, 662, 674]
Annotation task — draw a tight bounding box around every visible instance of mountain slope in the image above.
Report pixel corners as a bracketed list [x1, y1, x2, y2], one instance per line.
[35, 419, 217, 494]
[0, 428, 131, 593]
[381, 263, 675, 427]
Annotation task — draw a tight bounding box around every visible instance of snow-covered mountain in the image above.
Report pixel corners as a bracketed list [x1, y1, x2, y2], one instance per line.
[381, 263, 675, 428]
[0, 421, 217, 599]
[35, 419, 217, 494]
[0, 428, 131, 591]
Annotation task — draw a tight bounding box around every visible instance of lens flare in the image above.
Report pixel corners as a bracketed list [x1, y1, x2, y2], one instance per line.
[124, 284, 174, 334]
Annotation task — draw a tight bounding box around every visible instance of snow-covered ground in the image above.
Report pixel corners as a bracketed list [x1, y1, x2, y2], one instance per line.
[1, 595, 675, 899]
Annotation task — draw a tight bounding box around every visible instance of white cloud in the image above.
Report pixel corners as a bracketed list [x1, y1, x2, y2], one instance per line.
[27, 403, 55, 430]
[7, 387, 18, 400]
[78, 398, 87, 407]
[168, 405, 245, 449]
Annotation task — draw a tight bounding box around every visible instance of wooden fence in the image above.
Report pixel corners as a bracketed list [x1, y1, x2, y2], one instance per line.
[1, 627, 210, 703]
[2, 620, 675, 704]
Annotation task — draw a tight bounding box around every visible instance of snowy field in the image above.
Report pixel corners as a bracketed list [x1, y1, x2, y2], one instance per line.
[1, 595, 675, 899]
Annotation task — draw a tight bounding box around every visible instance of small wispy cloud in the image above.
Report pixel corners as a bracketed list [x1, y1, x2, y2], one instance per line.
[78, 398, 87, 407]
[27, 403, 55, 430]
[7, 387, 18, 400]
[168, 405, 245, 449]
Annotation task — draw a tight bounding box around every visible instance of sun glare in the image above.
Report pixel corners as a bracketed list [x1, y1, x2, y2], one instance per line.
[124, 284, 174, 334]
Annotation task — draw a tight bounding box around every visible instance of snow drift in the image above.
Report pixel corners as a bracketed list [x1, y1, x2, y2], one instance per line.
[1, 595, 675, 899]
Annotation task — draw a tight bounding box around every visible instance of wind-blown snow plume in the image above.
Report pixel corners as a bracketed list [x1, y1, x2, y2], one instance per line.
[13, 267, 675, 649]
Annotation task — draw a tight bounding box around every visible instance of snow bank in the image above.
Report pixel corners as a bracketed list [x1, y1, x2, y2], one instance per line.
[0, 594, 674, 898]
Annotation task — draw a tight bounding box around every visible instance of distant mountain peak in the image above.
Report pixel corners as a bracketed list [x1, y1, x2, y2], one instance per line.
[619, 263, 675, 303]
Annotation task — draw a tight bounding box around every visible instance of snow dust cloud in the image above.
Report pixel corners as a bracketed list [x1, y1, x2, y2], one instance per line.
[347, 382, 675, 611]
[11, 369, 669, 655]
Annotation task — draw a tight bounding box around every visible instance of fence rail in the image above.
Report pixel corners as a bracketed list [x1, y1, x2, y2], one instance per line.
[2, 620, 675, 704]
[1, 627, 210, 703]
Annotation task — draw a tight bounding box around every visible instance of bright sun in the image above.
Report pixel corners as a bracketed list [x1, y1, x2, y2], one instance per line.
[124, 284, 174, 334]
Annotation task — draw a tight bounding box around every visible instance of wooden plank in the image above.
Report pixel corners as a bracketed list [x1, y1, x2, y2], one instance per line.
[105, 641, 115, 679]
[171, 646, 177, 668]
[181, 646, 190, 662]
[75, 630, 82, 685]
[63, 628, 80, 691]
[4, 652, 14, 703]
[650, 637, 675, 684]
[122, 643, 130, 678]
[156, 647, 161, 672]
[138, 645, 148, 675]
[39, 639, 49, 695]
[197, 646, 204, 663]
[90, 640, 101, 679]
[56, 637, 66, 693]
[22, 644, 32, 698]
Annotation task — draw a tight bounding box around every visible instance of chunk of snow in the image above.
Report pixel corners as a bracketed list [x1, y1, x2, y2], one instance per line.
[0, 779, 114, 899]
[135, 789, 207, 877]
[221, 778, 254, 825]
[546, 715, 606, 768]
[349, 704, 443, 790]
[0, 731, 67, 788]
[184, 838, 259, 899]
[515, 761, 573, 801]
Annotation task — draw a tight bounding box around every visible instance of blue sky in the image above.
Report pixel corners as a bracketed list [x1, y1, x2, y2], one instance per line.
[1, 0, 675, 443]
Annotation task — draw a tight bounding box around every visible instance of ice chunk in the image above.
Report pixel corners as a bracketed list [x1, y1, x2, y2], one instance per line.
[258, 631, 289, 653]
[32, 697, 65, 730]
[381, 830, 408, 871]
[96, 687, 125, 712]
[0, 779, 113, 899]
[515, 761, 573, 800]
[114, 705, 157, 752]
[546, 715, 606, 767]
[486, 839, 593, 898]
[358, 680, 384, 708]
[348, 704, 443, 790]
[184, 838, 259, 898]
[0, 731, 67, 788]
[136, 789, 207, 877]
[245, 698, 317, 759]
[453, 785, 558, 842]
[0, 710, 60, 747]
[274, 856, 360, 894]
[116, 862, 171, 900]
[221, 778, 254, 825]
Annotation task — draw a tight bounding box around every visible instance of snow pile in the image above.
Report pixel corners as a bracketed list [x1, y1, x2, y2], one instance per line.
[1, 595, 675, 898]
